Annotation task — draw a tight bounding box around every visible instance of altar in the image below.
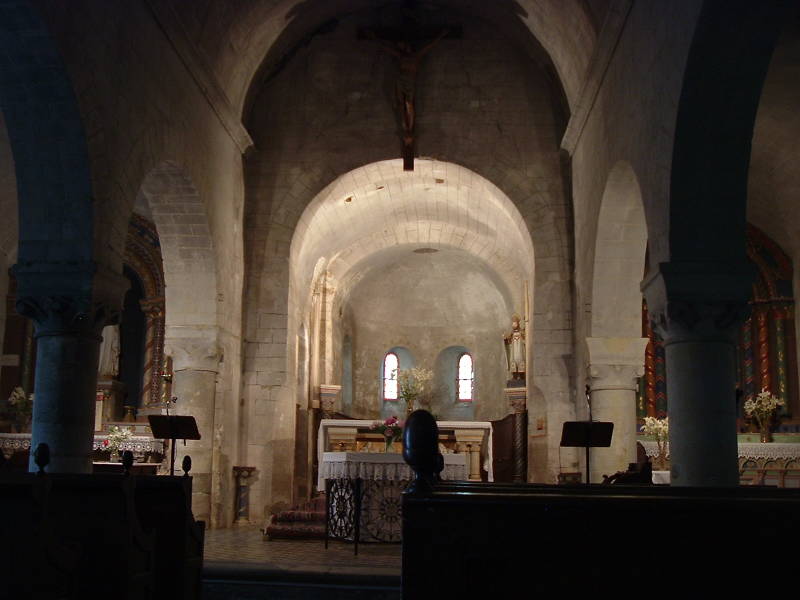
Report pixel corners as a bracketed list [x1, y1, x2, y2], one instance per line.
[321, 451, 468, 546]
[317, 418, 493, 490]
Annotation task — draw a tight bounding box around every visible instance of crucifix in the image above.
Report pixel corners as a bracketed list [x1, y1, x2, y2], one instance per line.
[361, 5, 461, 170]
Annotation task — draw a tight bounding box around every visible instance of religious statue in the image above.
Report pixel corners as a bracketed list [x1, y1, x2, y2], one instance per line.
[367, 27, 448, 170]
[97, 324, 120, 378]
[504, 315, 526, 381]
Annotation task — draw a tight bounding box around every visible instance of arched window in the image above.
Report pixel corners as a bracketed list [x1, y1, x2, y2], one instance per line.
[383, 352, 399, 401]
[457, 353, 474, 402]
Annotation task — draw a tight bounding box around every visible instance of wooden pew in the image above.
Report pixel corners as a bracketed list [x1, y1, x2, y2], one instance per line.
[134, 475, 205, 599]
[401, 411, 800, 597]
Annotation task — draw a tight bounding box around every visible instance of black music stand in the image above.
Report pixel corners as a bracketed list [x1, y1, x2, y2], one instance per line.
[148, 415, 201, 476]
[560, 421, 613, 485]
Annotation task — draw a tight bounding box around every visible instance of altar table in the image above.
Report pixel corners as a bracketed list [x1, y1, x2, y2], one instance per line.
[321, 451, 467, 548]
[317, 419, 492, 490]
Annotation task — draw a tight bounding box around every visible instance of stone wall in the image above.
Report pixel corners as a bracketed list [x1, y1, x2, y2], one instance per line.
[244, 10, 573, 514]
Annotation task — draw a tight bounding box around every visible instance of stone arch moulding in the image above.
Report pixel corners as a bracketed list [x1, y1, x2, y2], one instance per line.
[124, 214, 166, 409]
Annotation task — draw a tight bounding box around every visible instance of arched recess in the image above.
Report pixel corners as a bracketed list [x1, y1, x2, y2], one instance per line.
[586, 160, 648, 481]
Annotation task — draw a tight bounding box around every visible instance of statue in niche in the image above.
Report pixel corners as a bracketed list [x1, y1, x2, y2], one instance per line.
[504, 315, 526, 381]
[98, 324, 121, 378]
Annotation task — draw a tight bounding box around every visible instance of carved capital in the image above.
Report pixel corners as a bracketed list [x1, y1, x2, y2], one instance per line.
[587, 363, 644, 392]
[641, 261, 753, 343]
[16, 295, 109, 340]
[140, 297, 165, 319]
[503, 387, 527, 414]
[319, 384, 341, 418]
[585, 337, 648, 391]
[12, 260, 128, 336]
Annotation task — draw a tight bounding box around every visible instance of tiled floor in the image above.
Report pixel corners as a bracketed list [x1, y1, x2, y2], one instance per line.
[204, 526, 401, 578]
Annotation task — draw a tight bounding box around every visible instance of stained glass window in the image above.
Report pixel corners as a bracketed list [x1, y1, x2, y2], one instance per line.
[384, 352, 399, 400]
[457, 353, 473, 401]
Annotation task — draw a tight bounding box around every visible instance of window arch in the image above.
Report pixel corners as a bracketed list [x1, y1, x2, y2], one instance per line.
[383, 352, 399, 401]
[457, 353, 474, 402]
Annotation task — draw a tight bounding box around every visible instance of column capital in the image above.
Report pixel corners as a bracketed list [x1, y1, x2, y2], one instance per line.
[12, 261, 129, 336]
[503, 387, 527, 413]
[641, 260, 753, 343]
[586, 337, 649, 391]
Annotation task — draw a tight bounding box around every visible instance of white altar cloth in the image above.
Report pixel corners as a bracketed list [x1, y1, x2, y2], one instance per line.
[317, 419, 493, 490]
[640, 440, 800, 461]
[320, 451, 468, 485]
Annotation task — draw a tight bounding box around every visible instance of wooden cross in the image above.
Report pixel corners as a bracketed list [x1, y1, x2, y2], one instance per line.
[360, 3, 461, 170]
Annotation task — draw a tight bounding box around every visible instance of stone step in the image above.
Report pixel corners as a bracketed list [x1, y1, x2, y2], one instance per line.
[265, 495, 327, 540]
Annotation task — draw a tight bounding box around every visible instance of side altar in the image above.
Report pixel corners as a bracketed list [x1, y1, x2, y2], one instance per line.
[317, 419, 493, 490]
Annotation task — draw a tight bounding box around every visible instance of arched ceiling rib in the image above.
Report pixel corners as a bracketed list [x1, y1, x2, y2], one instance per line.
[169, 0, 597, 117]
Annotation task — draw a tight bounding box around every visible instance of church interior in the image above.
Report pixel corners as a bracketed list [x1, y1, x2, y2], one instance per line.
[1, 0, 800, 597]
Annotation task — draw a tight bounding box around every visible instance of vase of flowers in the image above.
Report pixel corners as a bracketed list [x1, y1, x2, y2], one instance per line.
[397, 367, 433, 416]
[642, 416, 669, 469]
[6, 386, 33, 433]
[371, 416, 403, 452]
[104, 425, 133, 461]
[744, 388, 784, 443]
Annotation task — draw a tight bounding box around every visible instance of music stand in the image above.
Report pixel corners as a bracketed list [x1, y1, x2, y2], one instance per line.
[560, 421, 613, 485]
[148, 415, 201, 476]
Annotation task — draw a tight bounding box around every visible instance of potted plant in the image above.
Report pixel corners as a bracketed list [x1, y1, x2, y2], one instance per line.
[371, 416, 404, 452]
[642, 416, 669, 469]
[103, 425, 134, 461]
[397, 367, 433, 416]
[744, 388, 784, 442]
[6, 387, 33, 433]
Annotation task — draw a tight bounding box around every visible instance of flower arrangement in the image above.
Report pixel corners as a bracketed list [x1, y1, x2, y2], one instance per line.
[104, 425, 133, 457]
[397, 367, 433, 414]
[6, 386, 33, 431]
[371, 416, 404, 452]
[744, 388, 784, 431]
[642, 416, 669, 468]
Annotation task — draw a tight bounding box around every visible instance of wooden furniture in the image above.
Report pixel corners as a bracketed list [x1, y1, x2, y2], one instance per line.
[321, 451, 467, 551]
[317, 419, 492, 490]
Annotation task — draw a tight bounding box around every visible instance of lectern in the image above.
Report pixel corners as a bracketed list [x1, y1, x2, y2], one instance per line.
[560, 421, 613, 485]
[148, 415, 201, 476]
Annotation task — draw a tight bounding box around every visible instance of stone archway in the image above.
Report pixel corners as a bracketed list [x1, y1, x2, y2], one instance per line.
[586, 160, 648, 481]
[139, 161, 220, 524]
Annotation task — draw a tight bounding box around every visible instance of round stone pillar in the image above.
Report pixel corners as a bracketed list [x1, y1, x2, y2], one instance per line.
[166, 328, 221, 524]
[586, 337, 649, 483]
[642, 262, 751, 486]
[13, 264, 126, 474]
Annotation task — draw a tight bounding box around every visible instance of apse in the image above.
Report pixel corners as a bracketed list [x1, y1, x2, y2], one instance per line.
[288, 159, 534, 423]
[338, 244, 513, 422]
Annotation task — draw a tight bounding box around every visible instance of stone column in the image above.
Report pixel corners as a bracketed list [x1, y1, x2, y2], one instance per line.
[585, 337, 649, 483]
[166, 327, 220, 524]
[233, 466, 257, 525]
[504, 386, 527, 482]
[14, 264, 126, 473]
[642, 262, 751, 487]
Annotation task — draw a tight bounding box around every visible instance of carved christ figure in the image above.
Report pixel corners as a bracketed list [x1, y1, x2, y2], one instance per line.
[504, 315, 526, 380]
[367, 28, 448, 160]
